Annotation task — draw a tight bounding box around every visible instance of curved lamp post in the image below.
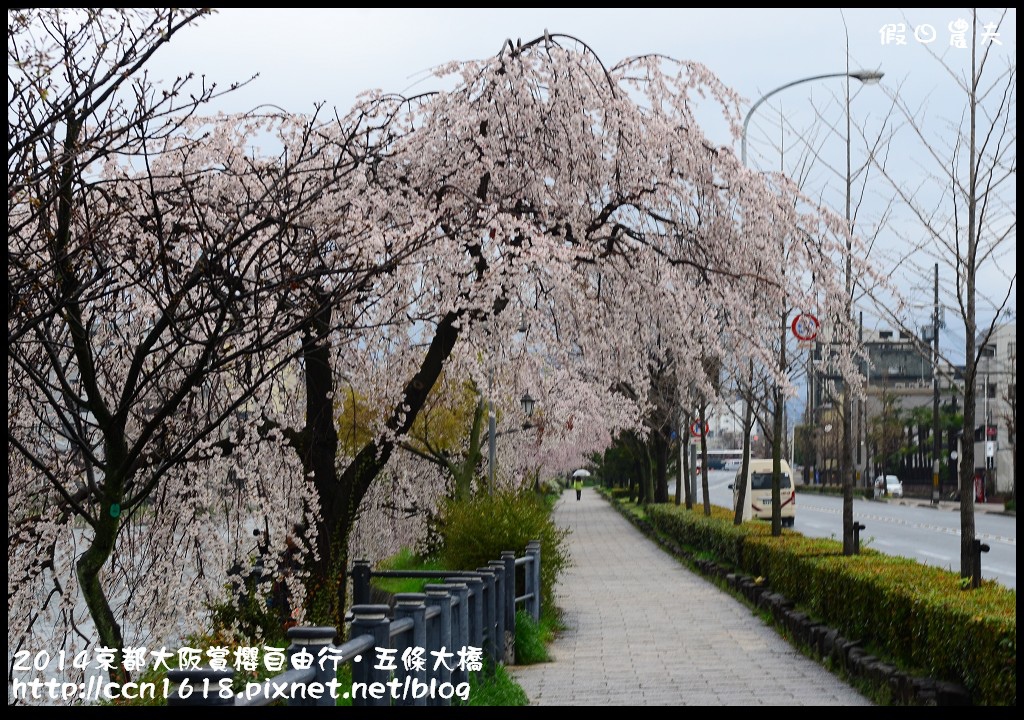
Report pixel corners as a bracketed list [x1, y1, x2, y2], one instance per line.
[740, 68, 883, 530]
[740, 70, 884, 168]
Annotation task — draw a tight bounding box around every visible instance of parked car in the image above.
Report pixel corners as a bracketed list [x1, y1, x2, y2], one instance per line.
[874, 474, 903, 498]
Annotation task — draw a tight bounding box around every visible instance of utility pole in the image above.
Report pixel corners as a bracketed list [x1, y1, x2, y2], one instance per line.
[858, 311, 864, 472]
[931, 263, 941, 504]
[840, 47, 855, 554]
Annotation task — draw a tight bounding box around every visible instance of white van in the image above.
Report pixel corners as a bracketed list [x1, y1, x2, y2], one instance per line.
[729, 458, 796, 527]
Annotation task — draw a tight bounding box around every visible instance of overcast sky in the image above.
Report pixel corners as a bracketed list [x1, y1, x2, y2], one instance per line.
[145, 8, 1016, 359]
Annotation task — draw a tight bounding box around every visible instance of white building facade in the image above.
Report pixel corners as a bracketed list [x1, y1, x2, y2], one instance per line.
[974, 322, 1016, 497]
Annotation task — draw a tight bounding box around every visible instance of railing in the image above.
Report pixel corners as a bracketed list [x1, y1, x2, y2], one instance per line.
[166, 541, 541, 706]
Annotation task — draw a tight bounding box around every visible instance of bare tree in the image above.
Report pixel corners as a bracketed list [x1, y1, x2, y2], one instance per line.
[9, 9, 252, 678]
[870, 9, 1016, 583]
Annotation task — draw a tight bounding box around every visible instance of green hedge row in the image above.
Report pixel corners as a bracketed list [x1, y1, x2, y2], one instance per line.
[644, 502, 1016, 706]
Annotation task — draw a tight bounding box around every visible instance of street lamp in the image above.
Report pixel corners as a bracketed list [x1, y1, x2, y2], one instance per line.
[740, 70, 884, 167]
[741, 68, 883, 531]
[739, 71, 885, 370]
[488, 390, 538, 493]
[741, 69, 881, 522]
[521, 393, 535, 418]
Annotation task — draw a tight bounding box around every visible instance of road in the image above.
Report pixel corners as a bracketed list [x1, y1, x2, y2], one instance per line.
[671, 470, 1016, 590]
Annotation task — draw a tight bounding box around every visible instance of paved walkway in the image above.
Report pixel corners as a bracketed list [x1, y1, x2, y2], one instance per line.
[506, 487, 873, 706]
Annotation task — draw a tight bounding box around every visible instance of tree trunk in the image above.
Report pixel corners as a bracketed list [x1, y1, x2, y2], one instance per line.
[452, 397, 487, 501]
[772, 312, 786, 536]
[295, 297, 343, 626]
[654, 430, 669, 503]
[772, 383, 784, 537]
[958, 18, 980, 582]
[682, 430, 693, 510]
[734, 361, 755, 525]
[76, 507, 129, 684]
[301, 305, 465, 627]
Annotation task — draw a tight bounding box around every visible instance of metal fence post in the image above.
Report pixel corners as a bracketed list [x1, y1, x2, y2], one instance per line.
[424, 584, 453, 707]
[475, 567, 498, 669]
[487, 560, 507, 665]
[971, 538, 991, 589]
[526, 540, 541, 621]
[286, 626, 338, 707]
[853, 522, 866, 555]
[444, 579, 470, 687]
[462, 575, 485, 658]
[502, 550, 517, 662]
[393, 594, 427, 706]
[349, 604, 392, 706]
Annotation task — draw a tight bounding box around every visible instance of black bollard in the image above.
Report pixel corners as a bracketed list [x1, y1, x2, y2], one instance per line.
[970, 538, 991, 588]
[853, 522, 866, 554]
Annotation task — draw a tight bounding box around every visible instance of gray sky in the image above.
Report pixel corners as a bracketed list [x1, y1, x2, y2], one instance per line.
[146, 8, 1016, 360]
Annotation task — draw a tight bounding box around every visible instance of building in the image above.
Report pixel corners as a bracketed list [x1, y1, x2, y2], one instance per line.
[975, 322, 1016, 496]
[810, 322, 1016, 499]
[812, 328, 963, 492]
[859, 328, 963, 490]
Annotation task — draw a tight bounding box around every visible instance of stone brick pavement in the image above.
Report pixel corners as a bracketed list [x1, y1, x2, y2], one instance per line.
[506, 487, 873, 706]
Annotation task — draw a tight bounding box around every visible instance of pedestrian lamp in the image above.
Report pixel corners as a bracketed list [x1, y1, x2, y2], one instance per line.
[521, 392, 535, 418]
[488, 391, 538, 493]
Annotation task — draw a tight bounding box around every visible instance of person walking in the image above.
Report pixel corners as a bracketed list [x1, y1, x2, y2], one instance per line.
[574, 475, 583, 501]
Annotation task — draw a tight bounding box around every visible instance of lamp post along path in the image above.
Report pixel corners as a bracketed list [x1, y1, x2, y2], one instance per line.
[487, 390, 536, 494]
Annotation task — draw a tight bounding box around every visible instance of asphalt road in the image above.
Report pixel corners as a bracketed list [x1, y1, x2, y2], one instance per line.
[673, 470, 1016, 590]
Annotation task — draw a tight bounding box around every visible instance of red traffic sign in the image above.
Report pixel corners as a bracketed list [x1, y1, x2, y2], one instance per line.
[690, 420, 710, 438]
[791, 313, 820, 342]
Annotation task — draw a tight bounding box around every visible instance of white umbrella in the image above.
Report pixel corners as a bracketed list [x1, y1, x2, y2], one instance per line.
[572, 469, 591, 478]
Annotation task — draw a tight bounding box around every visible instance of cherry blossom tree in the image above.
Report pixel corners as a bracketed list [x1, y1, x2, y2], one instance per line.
[9, 14, 873, 689]
[8, 8, 271, 681]
[242, 32, 871, 626]
[8, 8, 426, 680]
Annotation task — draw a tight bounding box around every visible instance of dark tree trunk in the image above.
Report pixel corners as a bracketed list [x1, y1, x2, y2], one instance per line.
[654, 430, 669, 503]
[301, 307, 465, 627]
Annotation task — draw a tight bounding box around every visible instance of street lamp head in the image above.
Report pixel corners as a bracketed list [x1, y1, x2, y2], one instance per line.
[850, 70, 884, 85]
[521, 392, 535, 417]
[741, 69, 884, 167]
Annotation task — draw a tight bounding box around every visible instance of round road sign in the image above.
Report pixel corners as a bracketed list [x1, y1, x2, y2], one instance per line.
[791, 313, 820, 342]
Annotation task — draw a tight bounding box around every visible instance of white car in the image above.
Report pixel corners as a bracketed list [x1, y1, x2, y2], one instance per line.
[875, 475, 903, 498]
